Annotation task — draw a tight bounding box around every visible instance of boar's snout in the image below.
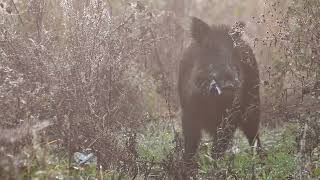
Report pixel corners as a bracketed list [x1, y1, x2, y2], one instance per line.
[209, 77, 240, 96]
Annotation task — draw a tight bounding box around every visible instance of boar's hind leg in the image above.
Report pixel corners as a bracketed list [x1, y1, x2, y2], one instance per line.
[241, 106, 262, 153]
[242, 125, 259, 148]
[182, 112, 201, 162]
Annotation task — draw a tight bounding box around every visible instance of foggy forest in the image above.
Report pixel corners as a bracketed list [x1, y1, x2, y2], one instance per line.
[0, 0, 319, 179]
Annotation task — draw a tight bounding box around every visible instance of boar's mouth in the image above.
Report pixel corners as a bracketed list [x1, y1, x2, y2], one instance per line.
[209, 79, 238, 96]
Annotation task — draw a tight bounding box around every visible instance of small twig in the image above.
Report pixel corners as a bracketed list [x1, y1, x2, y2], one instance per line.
[86, 137, 100, 149]
[9, 0, 24, 26]
[299, 117, 309, 180]
[107, 13, 134, 37]
[144, 157, 155, 180]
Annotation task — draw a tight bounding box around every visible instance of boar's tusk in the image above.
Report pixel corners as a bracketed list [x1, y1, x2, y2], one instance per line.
[209, 80, 222, 95]
[216, 85, 222, 95]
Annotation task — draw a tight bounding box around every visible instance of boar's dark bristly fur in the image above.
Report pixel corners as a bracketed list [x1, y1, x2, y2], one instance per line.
[178, 17, 261, 163]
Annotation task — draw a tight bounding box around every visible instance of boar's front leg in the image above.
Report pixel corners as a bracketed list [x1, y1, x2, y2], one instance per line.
[182, 111, 201, 163]
[240, 104, 263, 155]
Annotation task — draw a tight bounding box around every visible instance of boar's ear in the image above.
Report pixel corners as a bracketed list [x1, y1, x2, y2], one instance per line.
[191, 17, 211, 45]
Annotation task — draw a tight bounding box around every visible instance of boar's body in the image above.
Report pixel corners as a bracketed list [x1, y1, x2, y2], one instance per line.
[178, 18, 260, 160]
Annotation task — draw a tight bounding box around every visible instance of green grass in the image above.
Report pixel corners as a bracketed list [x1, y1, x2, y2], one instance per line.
[8, 121, 320, 179]
[193, 123, 298, 179]
[137, 120, 176, 162]
[135, 121, 303, 179]
[134, 121, 304, 179]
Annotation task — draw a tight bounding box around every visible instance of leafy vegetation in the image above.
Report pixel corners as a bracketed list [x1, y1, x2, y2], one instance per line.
[0, 0, 319, 179]
[5, 121, 317, 179]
